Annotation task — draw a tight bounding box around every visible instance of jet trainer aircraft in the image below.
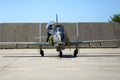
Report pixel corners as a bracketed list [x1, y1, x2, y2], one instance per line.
[0, 15, 119, 57]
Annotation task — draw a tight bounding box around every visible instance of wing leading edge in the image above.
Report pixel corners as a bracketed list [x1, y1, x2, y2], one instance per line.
[70, 39, 119, 45]
[0, 42, 49, 45]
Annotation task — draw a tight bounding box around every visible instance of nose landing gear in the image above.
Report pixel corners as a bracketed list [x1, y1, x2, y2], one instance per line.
[57, 45, 63, 58]
[59, 50, 63, 57]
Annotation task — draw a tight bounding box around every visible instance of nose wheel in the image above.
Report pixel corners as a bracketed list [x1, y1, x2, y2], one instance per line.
[59, 50, 63, 57]
[57, 45, 63, 58]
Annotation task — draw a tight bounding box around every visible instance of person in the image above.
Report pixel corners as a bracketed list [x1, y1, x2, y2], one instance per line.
[46, 21, 55, 42]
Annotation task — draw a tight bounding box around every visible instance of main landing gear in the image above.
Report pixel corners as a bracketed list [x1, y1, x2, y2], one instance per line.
[73, 44, 78, 57]
[40, 46, 44, 57]
[74, 49, 78, 57]
[40, 49, 44, 57]
[39, 44, 78, 57]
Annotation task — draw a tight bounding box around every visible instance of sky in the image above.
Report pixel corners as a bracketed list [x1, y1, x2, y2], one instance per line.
[0, 0, 120, 23]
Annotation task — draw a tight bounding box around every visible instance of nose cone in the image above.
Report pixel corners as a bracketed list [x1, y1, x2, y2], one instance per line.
[57, 33, 64, 42]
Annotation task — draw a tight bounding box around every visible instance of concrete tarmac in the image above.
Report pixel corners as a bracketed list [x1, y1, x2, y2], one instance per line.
[0, 48, 120, 80]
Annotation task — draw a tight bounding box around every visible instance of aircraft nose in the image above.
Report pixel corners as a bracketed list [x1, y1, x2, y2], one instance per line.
[57, 33, 64, 42]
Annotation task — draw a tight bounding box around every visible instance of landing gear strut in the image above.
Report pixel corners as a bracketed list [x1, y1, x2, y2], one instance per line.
[40, 46, 44, 57]
[74, 44, 78, 57]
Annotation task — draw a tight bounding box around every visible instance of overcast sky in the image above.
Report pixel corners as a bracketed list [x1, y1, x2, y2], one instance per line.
[0, 0, 120, 23]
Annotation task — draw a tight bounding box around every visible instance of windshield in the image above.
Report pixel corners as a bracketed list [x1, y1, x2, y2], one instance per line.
[55, 25, 64, 32]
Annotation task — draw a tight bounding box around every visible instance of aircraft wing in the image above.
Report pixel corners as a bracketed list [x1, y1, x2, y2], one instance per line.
[70, 39, 119, 45]
[0, 42, 49, 45]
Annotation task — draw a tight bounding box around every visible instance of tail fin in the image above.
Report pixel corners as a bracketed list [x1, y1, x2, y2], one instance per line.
[56, 14, 58, 24]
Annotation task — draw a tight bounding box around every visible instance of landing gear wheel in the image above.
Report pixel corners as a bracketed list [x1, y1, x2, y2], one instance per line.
[59, 50, 63, 58]
[74, 49, 78, 57]
[40, 50, 44, 57]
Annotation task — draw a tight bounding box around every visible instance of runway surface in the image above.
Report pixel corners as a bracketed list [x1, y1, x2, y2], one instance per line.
[0, 48, 120, 80]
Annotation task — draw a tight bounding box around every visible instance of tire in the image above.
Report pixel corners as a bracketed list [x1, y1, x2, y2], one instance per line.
[59, 51, 63, 58]
[40, 50, 44, 57]
[74, 50, 78, 57]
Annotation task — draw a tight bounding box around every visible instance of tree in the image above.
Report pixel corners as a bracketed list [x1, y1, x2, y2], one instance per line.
[109, 14, 120, 23]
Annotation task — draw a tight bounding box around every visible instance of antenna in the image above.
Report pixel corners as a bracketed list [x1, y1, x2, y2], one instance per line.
[56, 14, 58, 24]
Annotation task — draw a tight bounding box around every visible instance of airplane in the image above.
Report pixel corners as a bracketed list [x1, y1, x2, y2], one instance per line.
[0, 14, 119, 57]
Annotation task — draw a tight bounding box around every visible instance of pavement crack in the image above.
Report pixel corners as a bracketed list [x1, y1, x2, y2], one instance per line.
[0, 57, 20, 71]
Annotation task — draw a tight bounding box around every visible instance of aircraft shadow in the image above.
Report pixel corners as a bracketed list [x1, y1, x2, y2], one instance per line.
[2, 55, 75, 58]
[79, 55, 120, 57]
[79, 53, 120, 57]
[1, 53, 120, 58]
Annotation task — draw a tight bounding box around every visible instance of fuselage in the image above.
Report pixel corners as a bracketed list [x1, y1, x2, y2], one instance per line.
[48, 24, 67, 49]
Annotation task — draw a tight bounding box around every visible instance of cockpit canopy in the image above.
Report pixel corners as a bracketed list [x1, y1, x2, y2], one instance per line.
[48, 24, 65, 35]
[55, 24, 64, 32]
